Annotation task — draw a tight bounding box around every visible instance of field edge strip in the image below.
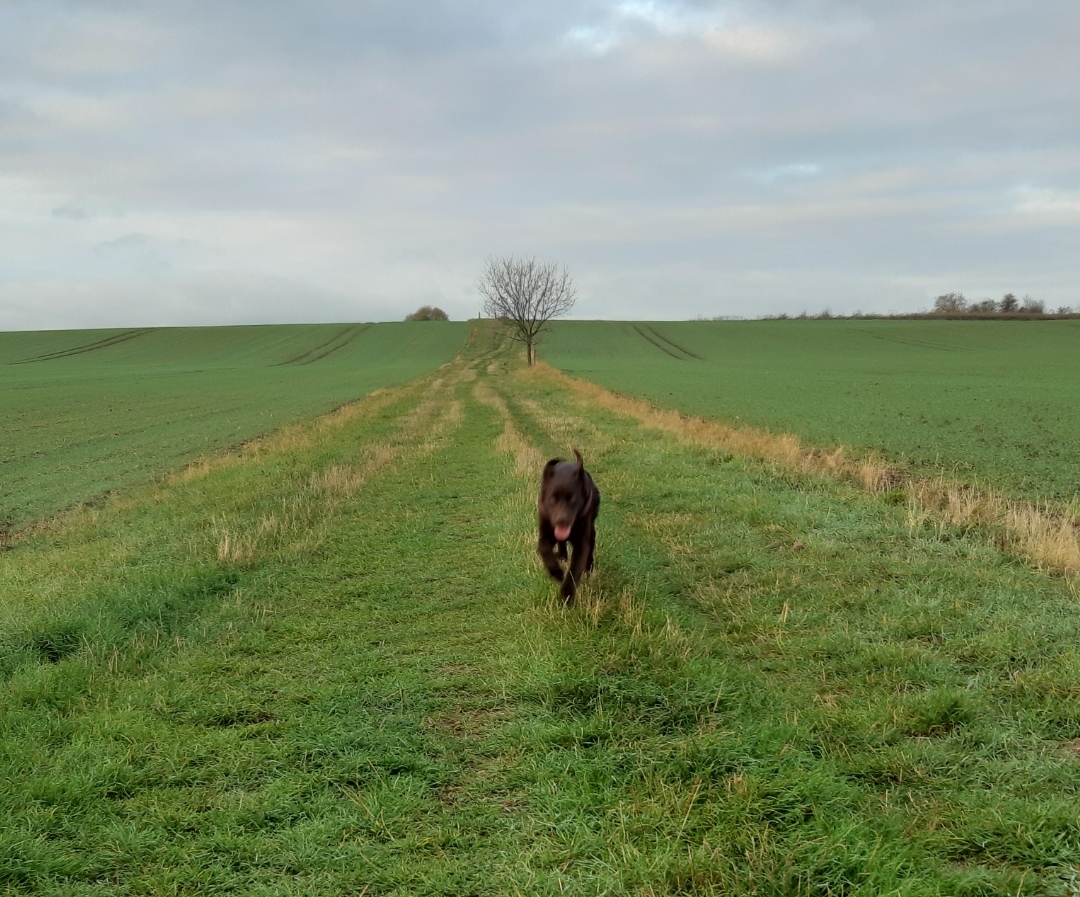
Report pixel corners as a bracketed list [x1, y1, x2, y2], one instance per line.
[528, 361, 1080, 581]
[2, 354, 468, 549]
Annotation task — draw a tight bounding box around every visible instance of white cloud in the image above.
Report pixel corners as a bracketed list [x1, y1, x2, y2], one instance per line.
[1012, 186, 1080, 225]
[563, 0, 727, 55]
[616, 1, 707, 33]
[701, 23, 802, 62]
[26, 13, 175, 76]
[564, 26, 620, 55]
[743, 162, 822, 184]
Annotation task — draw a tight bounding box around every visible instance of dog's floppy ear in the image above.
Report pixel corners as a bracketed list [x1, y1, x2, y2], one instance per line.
[573, 449, 584, 475]
[543, 459, 561, 479]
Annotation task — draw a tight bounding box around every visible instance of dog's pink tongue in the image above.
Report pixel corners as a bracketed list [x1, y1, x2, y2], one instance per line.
[554, 524, 571, 541]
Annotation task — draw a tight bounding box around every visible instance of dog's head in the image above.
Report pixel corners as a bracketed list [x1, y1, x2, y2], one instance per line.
[540, 449, 589, 542]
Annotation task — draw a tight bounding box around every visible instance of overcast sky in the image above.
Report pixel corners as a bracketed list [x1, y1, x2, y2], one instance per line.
[1, 1, 1078, 329]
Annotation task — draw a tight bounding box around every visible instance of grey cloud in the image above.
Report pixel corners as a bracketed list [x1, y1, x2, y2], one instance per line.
[51, 205, 91, 220]
[97, 233, 152, 249]
[1, 1, 1078, 328]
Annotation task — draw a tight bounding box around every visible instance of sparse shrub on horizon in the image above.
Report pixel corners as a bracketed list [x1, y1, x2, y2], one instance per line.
[405, 305, 450, 321]
[1021, 295, 1045, 314]
[692, 291, 1070, 322]
[934, 292, 968, 313]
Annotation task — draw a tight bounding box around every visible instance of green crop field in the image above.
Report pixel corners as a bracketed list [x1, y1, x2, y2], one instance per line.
[543, 319, 1080, 502]
[0, 323, 470, 528]
[4, 322, 1080, 894]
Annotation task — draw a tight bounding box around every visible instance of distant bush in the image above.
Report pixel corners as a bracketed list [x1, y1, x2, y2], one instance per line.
[1000, 292, 1018, 313]
[970, 298, 998, 313]
[1020, 295, 1044, 315]
[405, 305, 449, 321]
[933, 292, 967, 313]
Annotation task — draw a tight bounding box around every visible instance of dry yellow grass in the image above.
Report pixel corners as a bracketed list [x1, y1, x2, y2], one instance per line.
[527, 362, 855, 481]
[212, 363, 469, 566]
[530, 362, 1080, 580]
[472, 381, 544, 481]
[908, 479, 1080, 578]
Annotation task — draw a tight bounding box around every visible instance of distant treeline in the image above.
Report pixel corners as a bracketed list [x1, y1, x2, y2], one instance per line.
[753, 292, 1078, 321]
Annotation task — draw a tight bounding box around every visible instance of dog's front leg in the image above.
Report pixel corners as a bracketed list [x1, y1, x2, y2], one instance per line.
[585, 518, 597, 573]
[561, 527, 592, 603]
[537, 521, 564, 583]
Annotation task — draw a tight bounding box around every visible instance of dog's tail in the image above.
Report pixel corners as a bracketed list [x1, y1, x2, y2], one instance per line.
[573, 448, 583, 471]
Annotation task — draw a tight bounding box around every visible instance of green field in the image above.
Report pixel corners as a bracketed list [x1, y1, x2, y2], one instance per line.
[0, 323, 470, 527]
[543, 320, 1080, 502]
[4, 323, 1080, 894]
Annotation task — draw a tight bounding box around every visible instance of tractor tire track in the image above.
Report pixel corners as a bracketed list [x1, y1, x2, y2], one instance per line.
[646, 326, 702, 359]
[632, 325, 687, 360]
[853, 328, 969, 352]
[276, 324, 370, 366]
[11, 329, 155, 364]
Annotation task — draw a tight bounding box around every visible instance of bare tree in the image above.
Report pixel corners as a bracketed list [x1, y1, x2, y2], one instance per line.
[1021, 294, 1044, 314]
[933, 292, 967, 313]
[478, 256, 576, 365]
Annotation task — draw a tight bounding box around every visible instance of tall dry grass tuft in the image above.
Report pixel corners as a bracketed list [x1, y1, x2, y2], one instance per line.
[906, 480, 1080, 576]
[1006, 502, 1080, 576]
[530, 363, 1080, 581]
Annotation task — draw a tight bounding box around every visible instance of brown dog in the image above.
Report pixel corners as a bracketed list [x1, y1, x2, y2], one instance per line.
[537, 449, 600, 602]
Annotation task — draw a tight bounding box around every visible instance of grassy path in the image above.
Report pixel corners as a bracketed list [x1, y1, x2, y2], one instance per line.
[4, 325, 1080, 894]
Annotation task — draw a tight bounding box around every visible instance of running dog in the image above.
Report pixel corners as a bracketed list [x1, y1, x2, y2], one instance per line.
[537, 450, 600, 603]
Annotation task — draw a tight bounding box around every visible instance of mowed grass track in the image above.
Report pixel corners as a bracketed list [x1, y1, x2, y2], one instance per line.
[0, 323, 469, 527]
[543, 320, 1080, 502]
[4, 324, 1080, 894]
